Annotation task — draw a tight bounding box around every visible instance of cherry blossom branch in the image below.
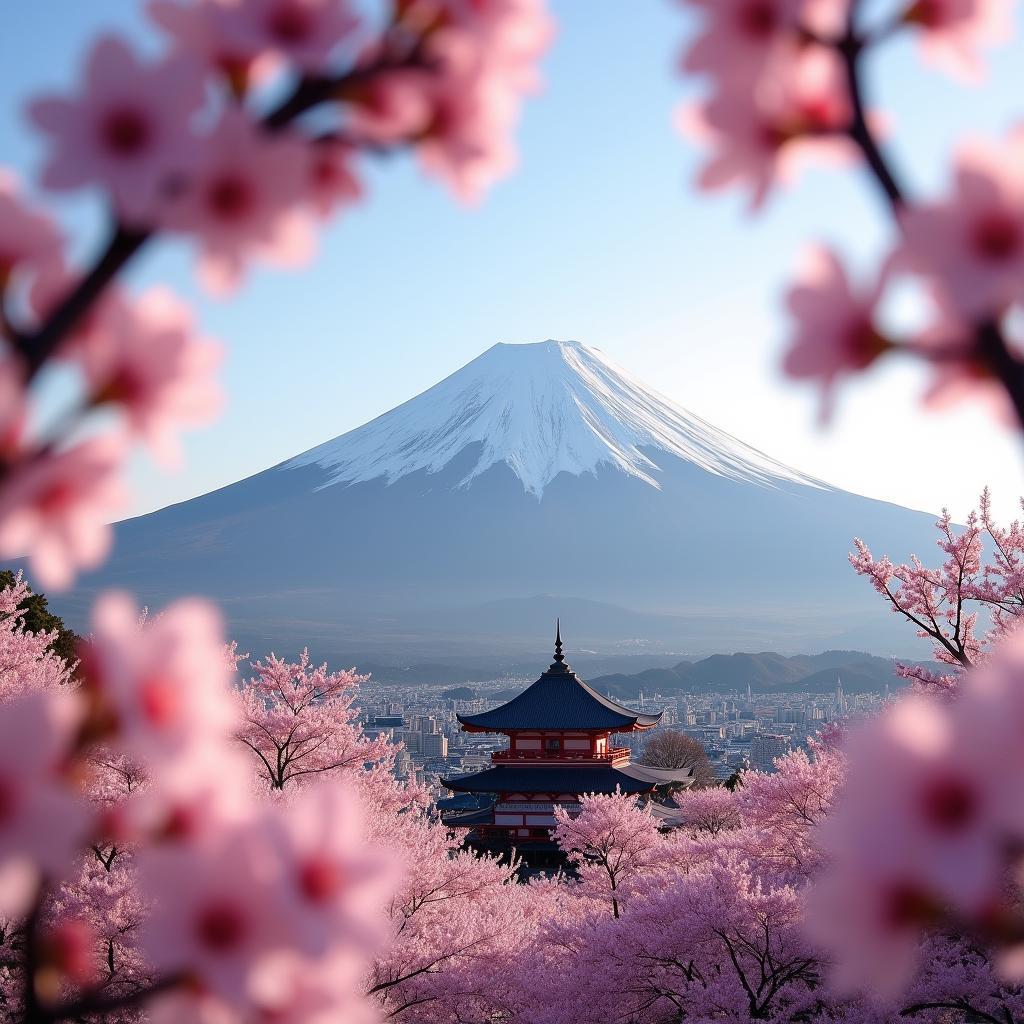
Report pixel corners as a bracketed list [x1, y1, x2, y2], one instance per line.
[977, 319, 1024, 434]
[11, 50, 424, 385]
[836, 19, 905, 212]
[836, 7, 1024, 431]
[14, 224, 149, 380]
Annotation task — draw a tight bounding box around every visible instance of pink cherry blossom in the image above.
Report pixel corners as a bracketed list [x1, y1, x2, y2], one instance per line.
[904, 0, 1014, 82]
[680, 45, 857, 209]
[149, 0, 275, 93]
[0, 692, 89, 916]
[681, 0, 806, 83]
[307, 140, 362, 219]
[78, 287, 222, 466]
[138, 821, 289, 1006]
[906, 295, 1018, 426]
[808, 689, 1024, 998]
[897, 129, 1024, 320]
[351, 0, 554, 202]
[271, 783, 395, 958]
[0, 435, 127, 591]
[162, 110, 315, 294]
[236, 650, 390, 791]
[804, 863, 931, 999]
[247, 950, 376, 1024]
[27, 36, 206, 226]
[675, 783, 741, 836]
[782, 244, 889, 422]
[0, 573, 75, 702]
[0, 169, 63, 288]
[924, 351, 1017, 426]
[238, 0, 360, 73]
[552, 790, 661, 918]
[85, 592, 237, 762]
[120, 741, 254, 845]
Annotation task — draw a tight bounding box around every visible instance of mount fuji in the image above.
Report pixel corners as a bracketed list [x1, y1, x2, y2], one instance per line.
[59, 340, 938, 665]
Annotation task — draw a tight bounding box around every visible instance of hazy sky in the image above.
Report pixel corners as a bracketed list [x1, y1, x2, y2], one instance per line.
[4, 2, 1024, 522]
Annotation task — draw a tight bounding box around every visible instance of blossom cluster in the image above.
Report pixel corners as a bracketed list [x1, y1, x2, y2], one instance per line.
[807, 634, 1024, 998]
[676, 0, 1023, 428]
[0, 0, 553, 593]
[0, 586, 395, 1022]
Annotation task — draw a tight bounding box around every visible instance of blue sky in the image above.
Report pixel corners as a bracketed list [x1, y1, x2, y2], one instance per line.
[3, 2, 1024, 522]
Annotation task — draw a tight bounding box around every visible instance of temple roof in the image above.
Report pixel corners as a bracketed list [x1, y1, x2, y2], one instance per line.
[441, 763, 674, 795]
[457, 624, 662, 733]
[440, 805, 496, 827]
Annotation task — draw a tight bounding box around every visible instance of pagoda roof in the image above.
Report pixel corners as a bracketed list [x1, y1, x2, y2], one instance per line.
[457, 625, 662, 733]
[441, 763, 670, 795]
[439, 805, 495, 827]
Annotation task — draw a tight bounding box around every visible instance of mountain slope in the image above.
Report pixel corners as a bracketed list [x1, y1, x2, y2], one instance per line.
[286, 340, 818, 496]
[53, 340, 942, 662]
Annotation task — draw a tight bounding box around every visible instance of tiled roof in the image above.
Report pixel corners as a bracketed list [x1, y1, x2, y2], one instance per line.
[457, 663, 661, 733]
[440, 763, 656, 795]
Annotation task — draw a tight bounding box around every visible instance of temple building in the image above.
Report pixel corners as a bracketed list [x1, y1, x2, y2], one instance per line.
[440, 625, 695, 858]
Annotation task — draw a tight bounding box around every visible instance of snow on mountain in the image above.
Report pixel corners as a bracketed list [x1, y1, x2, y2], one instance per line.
[284, 339, 822, 497]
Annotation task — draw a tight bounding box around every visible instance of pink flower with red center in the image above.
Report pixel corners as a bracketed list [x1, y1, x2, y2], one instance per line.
[307, 140, 362, 219]
[0, 692, 89, 916]
[782, 244, 890, 422]
[76, 287, 222, 466]
[897, 129, 1024, 320]
[350, 0, 553, 201]
[138, 822, 288, 1006]
[27, 36, 206, 226]
[680, 45, 856, 209]
[0, 435, 127, 591]
[816, 696, 1011, 936]
[120, 742, 254, 846]
[0, 169, 63, 290]
[904, 0, 1013, 82]
[271, 783, 395, 958]
[804, 866, 937, 998]
[162, 110, 315, 294]
[241, 0, 360, 73]
[681, 0, 806, 84]
[85, 592, 237, 762]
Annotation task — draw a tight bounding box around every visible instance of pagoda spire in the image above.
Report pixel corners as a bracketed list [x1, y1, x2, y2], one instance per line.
[548, 619, 569, 673]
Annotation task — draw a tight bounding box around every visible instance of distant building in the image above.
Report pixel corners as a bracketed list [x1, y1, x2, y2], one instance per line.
[396, 729, 422, 754]
[422, 733, 448, 758]
[751, 733, 791, 772]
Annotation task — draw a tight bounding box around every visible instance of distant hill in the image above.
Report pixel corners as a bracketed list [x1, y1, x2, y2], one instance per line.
[440, 686, 478, 701]
[588, 650, 923, 698]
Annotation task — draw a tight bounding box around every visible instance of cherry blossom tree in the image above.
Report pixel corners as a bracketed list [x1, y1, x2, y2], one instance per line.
[553, 790, 662, 919]
[850, 488, 1024, 694]
[236, 650, 391, 791]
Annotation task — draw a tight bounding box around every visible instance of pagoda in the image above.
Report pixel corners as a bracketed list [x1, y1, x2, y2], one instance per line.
[440, 624, 694, 857]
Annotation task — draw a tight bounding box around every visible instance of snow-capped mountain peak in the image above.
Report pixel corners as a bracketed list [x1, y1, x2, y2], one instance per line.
[284, 340, 819, 497]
